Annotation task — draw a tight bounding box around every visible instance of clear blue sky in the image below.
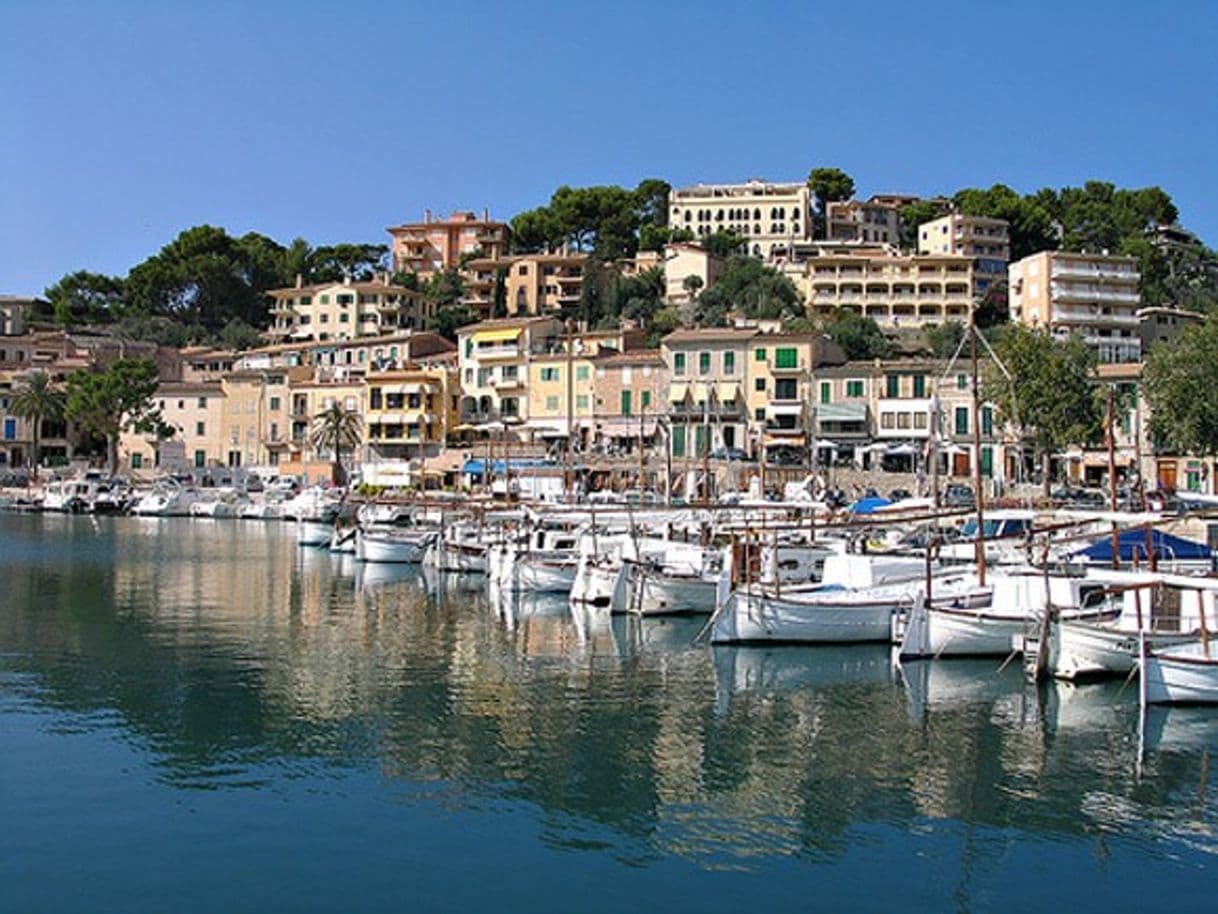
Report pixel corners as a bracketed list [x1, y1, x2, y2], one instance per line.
[3, 0, 1216, 296]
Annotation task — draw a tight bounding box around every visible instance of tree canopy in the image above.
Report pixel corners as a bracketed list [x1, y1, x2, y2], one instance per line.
[807, 168, 855, 206]
[64, 358, 163, 475]
[43, 271, 126, 326]
[692, 257, 801, 326]
[981, 325, 1101, 489]
[508, 179, 671, 260]
[10, 371, 65, 476]
[820, 310, 893, 360]
[1143, 315, 1218, 456]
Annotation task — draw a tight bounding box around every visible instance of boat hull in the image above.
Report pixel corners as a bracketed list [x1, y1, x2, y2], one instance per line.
[711, 589, 902, 643]
[357, 532, 432, 563]
[1144, 649, 1218, 704]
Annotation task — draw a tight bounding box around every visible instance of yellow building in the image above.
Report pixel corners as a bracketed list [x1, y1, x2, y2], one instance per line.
[219, 369, 298, 470]
[365, 366, 458, 461]
[526, 351, 597, 447]
[457, 317, 563, 430]
[747, 333, 823, 459]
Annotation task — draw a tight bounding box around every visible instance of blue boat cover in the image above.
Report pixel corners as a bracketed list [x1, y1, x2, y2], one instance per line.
[849, 496, 893, 515]
[462, 458, 554, 475]
[1071, 529, 1213, 562]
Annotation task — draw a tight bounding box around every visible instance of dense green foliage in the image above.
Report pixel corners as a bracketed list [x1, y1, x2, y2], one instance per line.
[509, 179, 671, 260]
[692, 257, 801, 326]
[310, 402, 363, 485]
[981, 325, 1101, 489]
[922, 321, 966, 359]
[1143, 315, 1218, 456]
[64, 358, 163, 474]
[820, 311, 893, 360]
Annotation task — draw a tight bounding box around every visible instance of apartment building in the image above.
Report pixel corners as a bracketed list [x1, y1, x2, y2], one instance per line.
[668, 180, 813, 261]
[120, 381, 226, 473]
[825, 199, 900, 246]
[589, 349, 665, 453]
[220, 369, 297, 469]
[282, 377, 366, 480]
[265, 277, 430, 343]
[798, 251, 979, 327]
[1008, 251, 1142, 363]
[364, 366, 457, 462]
[917, 214, 1010, 296]
[387, 209, 509, 278]
[661, 243, 725, 304]
[661, 328, 756, 460]
[747, 333, 826, 459]
[238, 331, 454, 379]
[1137, 306, 1204, 353]
[0, 295, 36, 336]
[456, 317, 564, 430]
[525, 352, 597, 447]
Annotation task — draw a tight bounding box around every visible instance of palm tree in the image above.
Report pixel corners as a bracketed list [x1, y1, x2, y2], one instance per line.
[10, 371, 65, 480]
[309, 402, 362, 486]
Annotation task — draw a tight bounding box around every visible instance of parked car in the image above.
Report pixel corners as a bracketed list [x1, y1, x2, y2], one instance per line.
[709, 447, 752, 462]
[943, 483, 975, 508]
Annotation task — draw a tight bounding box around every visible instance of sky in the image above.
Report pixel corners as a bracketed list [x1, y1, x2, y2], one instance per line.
[2, 0, 1216, 296]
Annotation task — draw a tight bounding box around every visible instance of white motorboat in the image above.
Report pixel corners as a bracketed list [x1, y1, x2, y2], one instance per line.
[132, 479, 200, 517]
[190, 488, 248, 518]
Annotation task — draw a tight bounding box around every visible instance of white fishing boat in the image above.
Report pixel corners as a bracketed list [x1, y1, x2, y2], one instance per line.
[898, 568, 1120, 660]
[190, 488, 248, 518]
[356, 527, 436, 563]
[1142, 637, 1218, 705]
[422, 520, 491, 573]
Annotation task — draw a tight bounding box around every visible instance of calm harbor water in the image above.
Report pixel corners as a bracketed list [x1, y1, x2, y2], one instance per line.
[3, 514, 1218, 912]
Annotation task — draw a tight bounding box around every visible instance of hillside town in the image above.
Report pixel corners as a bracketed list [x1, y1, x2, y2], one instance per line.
[1, 175, 1214, 501]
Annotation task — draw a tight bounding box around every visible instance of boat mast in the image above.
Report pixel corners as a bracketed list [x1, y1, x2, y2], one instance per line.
[1107, 385, 1120, 570]
[970, 321, 986, 587]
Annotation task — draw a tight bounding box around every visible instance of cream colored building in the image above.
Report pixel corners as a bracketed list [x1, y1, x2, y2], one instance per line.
[917, 214, 1010, 297]
[661, 243, 725, 304]
[457, 317, 564, 430]
[0, 295, 36, 336]
[266, 278, 430, 343]
[669, 180, 813, 260]
[526, 352, 597, 446]
[747, 333, 827, 459]
[798, 251, 978, 327]
[387, 209, 509, 278]
[121, 381, 226, 473]
[589, 349, 665, 452]
[825, 199, 900, 246]
[220, 369, 297, 469]
[662, 328, 756, 459]
[1008, 251, 1142, 363]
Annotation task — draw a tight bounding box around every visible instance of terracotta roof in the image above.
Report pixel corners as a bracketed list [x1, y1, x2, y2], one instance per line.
[595, 348, 664, 366]
[662, 327, 760, 344]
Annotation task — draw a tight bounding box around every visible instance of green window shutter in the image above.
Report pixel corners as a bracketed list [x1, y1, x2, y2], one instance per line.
[695, 425, 709, 456]
[755, 348, 766, 362]
[820, 382, 830, 404]
[674, 353, 686, 375]
[980, 446, 993, 478]
[954, 407, 969, 435]
[672, 425, 686, 457]
[981, 406, 993, 436]
[886, 375, 899, 398]
[621, 390, 632, 416]
[775, 347, 797, 369]
[913, 375, 925, 397]
[699, 352, 711, 375]
[724, 352, 735, 374]
[641, 390, 651, 409]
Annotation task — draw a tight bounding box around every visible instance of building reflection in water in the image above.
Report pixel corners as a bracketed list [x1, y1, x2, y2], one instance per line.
[3, 512, 1218, 869]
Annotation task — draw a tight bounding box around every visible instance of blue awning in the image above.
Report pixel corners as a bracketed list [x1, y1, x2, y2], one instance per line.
[462, 458, 555, 475]
[1071, 529, 1213, 563]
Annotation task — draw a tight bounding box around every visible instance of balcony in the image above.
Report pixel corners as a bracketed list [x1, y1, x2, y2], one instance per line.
[492, 375, 525, 390]
[1050, 283, 1140, 305]
[472, 344, 521, 360]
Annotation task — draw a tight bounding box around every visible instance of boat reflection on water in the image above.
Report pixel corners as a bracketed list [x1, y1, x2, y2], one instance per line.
[896, 656, 1032, 723]
[712, 644, 895, 714]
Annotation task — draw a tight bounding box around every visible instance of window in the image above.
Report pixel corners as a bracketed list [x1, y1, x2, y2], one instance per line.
[545, 396, 559, 411]
[576, 395, 589, 410]
[540, 367, 559, 382]
[775, 347, 797, 369]
[269, 397, 281, 411]
[755, 378, 766, 392]
[775, 378, 797, 400]
[886, 375, 899, 398]
[641, 390, 650, 409]
[914, 413, 928, 429]
[674, 353, 686, 376]
[913, 375, 925, 398]
[846, 380, 864, 398]
[820, 382, 830, 404]
[576, 366, 589, 381]
[621, 390, 632, 416]
[898, 413, 911, 430]
[954, 407, 969, 435]
[131, 453, 143, 469]
[755, 348, 766, 362]
[723, 352, 735, 375]
[981, 406, 993, 436]
[194, 450, 206, 468]
[980, 446, 993, 478]
[881, 413, 895, 430]
[755, 408, 765, 421]
[195, 422, 205, 436]
[699, 352, 711, 375]
[956, 373, 967, 390]
[197, 397, 207, 408]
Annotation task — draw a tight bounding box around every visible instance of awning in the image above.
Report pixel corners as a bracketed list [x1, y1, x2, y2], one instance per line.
[690, 383, 711, 403]
[768, 401, 803, 415]
[669, 383, 689, 403]
[717, 383, 742, 403]
[816, 403, 867, 423]
[472, 328, 522, 345]
[763, 434, 806, 447]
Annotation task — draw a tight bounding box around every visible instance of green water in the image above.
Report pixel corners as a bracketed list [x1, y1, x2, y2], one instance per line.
[2, 514, 1216, 912]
